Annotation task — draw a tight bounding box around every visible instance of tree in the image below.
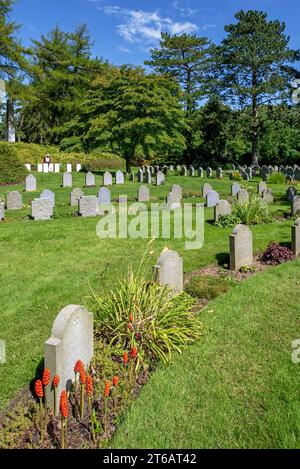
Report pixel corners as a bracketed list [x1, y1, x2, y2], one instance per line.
[145, 33, 212, 162]
[215, 10, 299, 164]
[63, 67, 187, 171]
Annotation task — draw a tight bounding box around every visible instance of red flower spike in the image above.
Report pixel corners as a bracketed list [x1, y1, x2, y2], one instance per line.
[86, 375, 93, 396]
[130, 346, 138, 359]
[42, 368, 51, 387]
[123, 352, 129, 366]
[35, 379, 44, 398]
[60, 391, 69, 418]
[79, 369, 86, 385]
[113, 376, 119, 387]
[52, 375, 60, 388]
[104, 381, 111, 398]
[129, 313, 133, 322]
[74, 360, 84, 374]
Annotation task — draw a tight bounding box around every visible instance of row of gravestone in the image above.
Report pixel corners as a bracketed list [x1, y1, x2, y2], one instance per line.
[25, 163, 82, 173]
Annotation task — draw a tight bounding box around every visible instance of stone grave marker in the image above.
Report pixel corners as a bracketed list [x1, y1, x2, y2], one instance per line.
[153, 249, 183, 294]
[26, 174, 37, 192]
[214, 200, 232, 222]
[206, 190, 220, 208]
[85, 171, 95, 187]
[54, 164, 60, 173]
[138, 186, 150, 202]
[237, 189, 249, 203]
[287, 187, 297, 202]
[79, 196, 98, 217]
[103, 171, 113, 186]
[40, 189, 55, 208]
[292, 196, 300, 216]
[258, 181, 267, 195]
[292, 218, 300, 256]
[70, 188, 84, 207]
[7, 191, 22, 210]
[0, 202, 4, 221]
[32, 199, 53, 221]
[202, 183, 212, 197]
[230, 224, 253, 271]
[63, 172, 72, 188]
[231, 182, 241, 196]
[156, 171, 165, 186]
[115, 171, 124, 185]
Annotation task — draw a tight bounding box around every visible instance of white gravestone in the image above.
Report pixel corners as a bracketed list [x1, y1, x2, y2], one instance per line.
[115, 171, 124, 184]
[85, 172, 95, 187]
[7, 191, 22, 210]
[103, 172, 113, 186]
[0, 202, 5, 221]
[44, 305, 93, 415]
[79, 196, 98, 217]
[32, 199, 53, 221]
[70, 188, 84, 207]
[63, 172, 72, 188]
[26, 174, 37, 192]
[54, 163, 60, 173]
[292, 218, 300, 256]
[230, 224, 253, 271]
[154, 249, 183, 294]
[40, 190, 55, 208]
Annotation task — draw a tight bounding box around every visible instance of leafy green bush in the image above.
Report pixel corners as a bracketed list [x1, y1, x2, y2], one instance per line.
[91, 271, 202, 364]
[230, 171, 242, 181]
[186, 275, 235, 300]
[82, 153, 125, 172]
[0, 143, 28, 185]
[268, 172, 286, 184]
[216, 193, 273, 226]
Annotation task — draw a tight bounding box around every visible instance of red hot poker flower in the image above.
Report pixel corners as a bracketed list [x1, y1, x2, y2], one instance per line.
[129, 313, 133, 322]
[130, 346, 138, 359]
[104, 381, 111, 398]
[52, 375, 60, 388]
[86, 375, 93, 396]
[60, 391, 69, 418]
[123, 352, 129, 366]
[42, 368, 51, 387]
[79, 369, 86, 385]
[113, 376, 119, 387]
[35, 379, 44, 398]
[74, 360, 84, 374]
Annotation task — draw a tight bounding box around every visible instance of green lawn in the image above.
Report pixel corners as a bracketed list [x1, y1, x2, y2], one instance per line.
[0, 172, 296, 411]
[111, 259, 300, 449]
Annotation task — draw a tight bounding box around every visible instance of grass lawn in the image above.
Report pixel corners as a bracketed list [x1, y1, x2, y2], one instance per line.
[111, 259, 300, 449]
[0, 172, 296, 412]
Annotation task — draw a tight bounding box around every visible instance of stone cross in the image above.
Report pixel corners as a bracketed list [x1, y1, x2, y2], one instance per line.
[153, 249, 183, 294]
[230, 224, 253, 271]
[44, 305, 93, 415]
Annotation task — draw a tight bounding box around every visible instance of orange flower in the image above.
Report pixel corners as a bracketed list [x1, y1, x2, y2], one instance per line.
[113, 376, 119, 387]
[129, 313, 133, 322]
[104, 381, 111, 398]
[52, 375, 60, 388]
[74, 360, 84, 374]
[35, 379, 44, 398]
[123, 352, 129, 365]
[42, 368, 51, 387]
[130, 346, 138, 359]
[60, 391, 69, 418]
[79, 369, 86, 385]
[86, 375, 93, 396]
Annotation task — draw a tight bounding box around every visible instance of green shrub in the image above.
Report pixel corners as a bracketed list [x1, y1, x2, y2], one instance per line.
[0, 143, 28, 185]
[82, 153, 125, 172]
[268, 172, 286, 184]
[186, 275, 235, 300]
[230, 171, 242, 181]
[216, 193, 273, 226]
[91, 271, 202, 364]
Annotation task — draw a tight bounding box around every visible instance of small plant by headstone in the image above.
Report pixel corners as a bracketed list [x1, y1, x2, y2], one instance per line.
[259, 242, 294, 265]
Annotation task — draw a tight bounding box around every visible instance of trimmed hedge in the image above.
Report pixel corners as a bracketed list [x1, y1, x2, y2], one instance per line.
[0, 143, 28, 185]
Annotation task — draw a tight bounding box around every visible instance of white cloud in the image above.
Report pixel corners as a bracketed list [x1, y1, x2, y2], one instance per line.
[100, 6, 198, 45]
[172, 1, 197, 17]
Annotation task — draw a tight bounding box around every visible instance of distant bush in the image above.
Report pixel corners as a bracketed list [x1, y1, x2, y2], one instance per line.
[268, 172, 286, 184]
[216, 193, 273, 226]
[230, 171, 242, 181]
[259, 242, 294, 265]
[82, 153, 125, 172]
[186, 275, 234, 300]
[0, 143, 28, 185]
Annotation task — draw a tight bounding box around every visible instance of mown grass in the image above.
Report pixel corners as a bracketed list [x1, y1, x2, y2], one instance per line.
[0, 172, 296, 411]
[111, 259, 300, 449]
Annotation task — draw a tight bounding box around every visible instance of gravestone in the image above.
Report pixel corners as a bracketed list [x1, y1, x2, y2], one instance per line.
[76, 164, 82, 172]
[54, 164, 60, 173]
[153, 249, 183, 294]
[292, 218, 300, 256]
[261, 188, 274, 204]
[66, 163, 72, 173]
[40, 190, 55, 208]
[85, 171, 95, 187]
[202, 183, 212, 197]
[70, 188, 84, 207]
[292, 196, 300, 216]
[214, 200, 232, 222]
[138, 186, 150, 202]
[130, 172, 135, 182]
[26, 174, 37, 192]
[25, 164, 31, 172]
[167, 191, 181, 210]
[206, 167, 213, 178]
[37, 164, 43, 173]
[48, 163, 54, 173]
[0, 202, 4, 221]
[118, 195, 127, 204]
[145, 170, 152, 184]
[32, 199, 53, 221]
[189, 166, 195, 177]
[78, 196, 98, 217]
[230, 224, 253, 271]
[198, 167, 204, 178]
[103, 171, 113, 186]
[138, 169, 144, 183]
[43, 163, 49, 174]
[182, 166, 188, 176]
[237, 189, 249, 203]
[171, 184, 182, 200]
[258, 181, 267, 195]
[7, 191, 22, 210]
[62, 172, 72, 188]
[44, 305, 93, 415]
[231, 182, 241, 196]
[98, 187, 112, 215]
[156, 171, 165, 186]
[216, 167, 223, 179]
[116, 171, 124, 185]
[286, 187, 297, 202]
[206, 190, 220, 208]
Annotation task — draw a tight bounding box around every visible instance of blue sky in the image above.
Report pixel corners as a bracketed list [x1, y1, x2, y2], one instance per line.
[11, 0, 300, 66]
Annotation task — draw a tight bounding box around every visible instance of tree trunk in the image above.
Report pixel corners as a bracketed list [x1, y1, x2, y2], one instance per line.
[251, 73, 259, 165]
[6, 98, 16, 143]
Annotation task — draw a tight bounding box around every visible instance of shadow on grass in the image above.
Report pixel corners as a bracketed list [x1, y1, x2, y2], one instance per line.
[216, 252, 230, 267]
[29, 358, 44, 400]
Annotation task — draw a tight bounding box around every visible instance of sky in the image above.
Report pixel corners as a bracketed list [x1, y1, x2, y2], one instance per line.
[10, 0, 300, 66]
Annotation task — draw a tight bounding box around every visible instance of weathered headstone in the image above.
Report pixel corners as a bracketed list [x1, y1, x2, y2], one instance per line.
[153, 249, 183, 294]
[261, 188, 274, 204]
[286, 187, 297, 202]
[70, 188, 84, 207]
[98, 188, 112, 215]
[37, 164, 43, 173]
[292, 218, 300, 256]
[198, 167, 204, 178]
[115, 171, 124, 185]
[32, 199, 53, 221]
[85, 171, 95, 187]
[44, 305, 93, 415]
[206, 167, 213, 178]
[54, 163, 60, 173]
[292, 196, 300, 216]
[231, 182, 241, 197]
[118, 195, 128, 204]
[216, 167, 223, 179]
[138, 186, 150, 202]
[156, 171, 165, 186]
[66, 163, 72, 173]
[167, 191, 181, 210]
[237, 189, 249, 203]
[26, 174, 37, 192]
[137, 169, 144, 183]
[48, 163, 54, 173]
[76, 164, 82, 172]
[145, 169, 152, 184]
[7, 191, 22, 210]
[0, 202, 5, 221]
[258, 181, 267, 195]
[214, 200, 232, 222]
[230, 224, 253, 271]
[202, 183, 213, 197]
[62, 172, 72, 188]
[171, 184, 182, 200]
[43, 163, 49, 174]
[78, 196, 98, 217]
[40, 189, 55, 208]
[103, 171, 113, 186]
[206, 190, 220, 208]
[25, 164, 31, 172]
